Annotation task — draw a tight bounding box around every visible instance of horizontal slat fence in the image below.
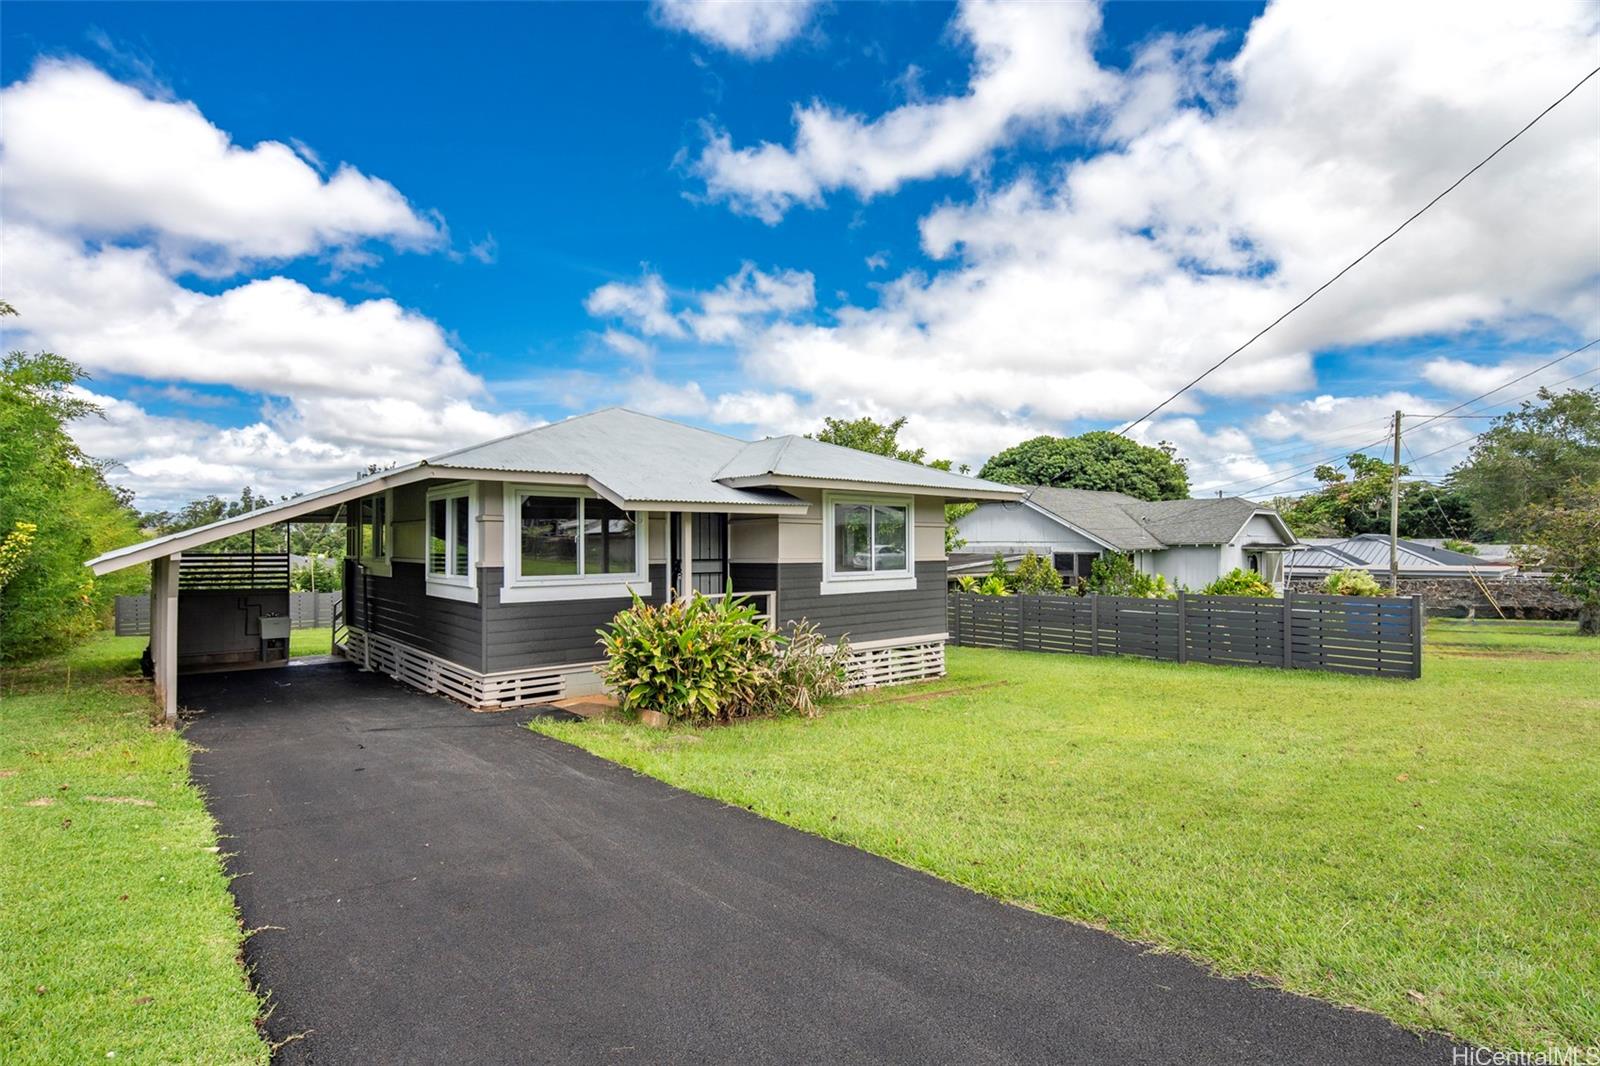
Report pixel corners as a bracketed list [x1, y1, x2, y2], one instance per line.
[114, 591, 340, 636]
[948, 590, 1422, 679]
[177, 552, 290, 590]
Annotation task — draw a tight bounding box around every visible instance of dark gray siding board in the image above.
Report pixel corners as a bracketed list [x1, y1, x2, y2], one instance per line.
[479, 565, 667, 672]
[732, 560, 947, 642]
[348, 561, 487, 672]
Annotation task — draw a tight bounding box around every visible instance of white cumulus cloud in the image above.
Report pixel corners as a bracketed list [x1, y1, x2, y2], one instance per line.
[652, 0, 820, 59]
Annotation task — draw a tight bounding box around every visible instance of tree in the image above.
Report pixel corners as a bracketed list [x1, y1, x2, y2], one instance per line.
[808, 415, 974, 551]
[1275, 453, 1479, 540]
[1, 317, 145, 661]
[978, 431, 1189, 500]
[142, 487, 345, 558]
[1511, 487, 1600, 636]
[1450, 388, 1600, 540]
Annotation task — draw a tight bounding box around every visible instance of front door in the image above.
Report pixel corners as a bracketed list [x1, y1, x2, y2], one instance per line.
[669, 513, 729, 596]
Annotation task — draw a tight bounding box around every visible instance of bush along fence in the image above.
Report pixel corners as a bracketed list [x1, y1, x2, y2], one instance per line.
[947, 590, 1424, 679]
[114, 591, 341, 637]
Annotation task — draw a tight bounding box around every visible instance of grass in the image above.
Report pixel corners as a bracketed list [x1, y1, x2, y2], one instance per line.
[533, 619, 1600, 1051]
[0, 634, 267, 1065]
[288, 625, 333, 659]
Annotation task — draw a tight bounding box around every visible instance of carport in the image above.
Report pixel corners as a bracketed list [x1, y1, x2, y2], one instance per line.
[87, 465, 423, 723]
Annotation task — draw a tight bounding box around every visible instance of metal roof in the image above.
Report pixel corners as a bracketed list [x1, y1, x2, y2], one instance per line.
[87, 408, 1022, 574]
[715, 433, 1020, 497]
[1019, 487, 1294, 551]
[1286, 534, 1515, 576]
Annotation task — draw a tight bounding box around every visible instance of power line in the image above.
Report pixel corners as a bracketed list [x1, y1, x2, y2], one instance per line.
[1228, 430, 1396, 498]
[1403, 338, 1600, 435]
[1116, 64, 1600, 437]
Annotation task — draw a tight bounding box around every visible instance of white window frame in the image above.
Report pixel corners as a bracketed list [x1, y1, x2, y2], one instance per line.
[351, 489, 393, 577]
[820, 491, 916, 595]
[425, 481, 478, 603]
[501, 485, 650, 603]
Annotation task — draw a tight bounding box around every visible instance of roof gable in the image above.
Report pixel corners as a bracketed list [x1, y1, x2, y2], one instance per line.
[1018, 487, 1292, 550]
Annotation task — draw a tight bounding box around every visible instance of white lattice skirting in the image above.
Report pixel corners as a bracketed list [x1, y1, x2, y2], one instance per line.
[343, 627, 600, 709]
[343, 627, 946, 708]
[842, 634, 947, 689]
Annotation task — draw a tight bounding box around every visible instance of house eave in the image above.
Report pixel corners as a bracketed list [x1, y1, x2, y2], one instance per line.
[721, 473, 1023, 501]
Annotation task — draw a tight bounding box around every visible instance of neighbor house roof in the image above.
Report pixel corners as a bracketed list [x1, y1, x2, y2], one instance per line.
[1019, 487, 1295, 552]
[87, 408, 1022, 575]
[1286, 535, 1515, 578]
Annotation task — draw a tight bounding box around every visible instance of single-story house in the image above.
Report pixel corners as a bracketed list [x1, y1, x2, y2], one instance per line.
[1284, 535, 1517, 580]
[953, 486, 1297, 590]
[87, 408, 1021, 720]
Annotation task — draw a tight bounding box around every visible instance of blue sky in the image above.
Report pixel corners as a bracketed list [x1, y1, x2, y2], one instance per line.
[3, 1, 1596, 508]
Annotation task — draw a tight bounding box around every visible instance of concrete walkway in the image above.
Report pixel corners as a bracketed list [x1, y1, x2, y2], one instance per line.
[184, 663, 1462, 1064]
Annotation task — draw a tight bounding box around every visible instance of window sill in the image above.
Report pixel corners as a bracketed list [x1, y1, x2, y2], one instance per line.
[499, 580, 651, 604]
[425, 579, 478, 604]
[818, 574, 917, 596]
[355, 558, 392, 578]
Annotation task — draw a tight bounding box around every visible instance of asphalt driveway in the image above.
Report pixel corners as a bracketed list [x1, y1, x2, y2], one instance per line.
[184, 662, 1463, 1064]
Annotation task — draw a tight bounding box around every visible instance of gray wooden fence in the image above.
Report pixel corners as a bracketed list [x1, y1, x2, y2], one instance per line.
[947, 590, 1423, 678]
[114, 591, 341, 636]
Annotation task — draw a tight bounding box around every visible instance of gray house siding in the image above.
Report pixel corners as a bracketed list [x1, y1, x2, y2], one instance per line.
[480, 564, 667, 672]
[346, 561, 486, 672]
[731, 560, 947, 642]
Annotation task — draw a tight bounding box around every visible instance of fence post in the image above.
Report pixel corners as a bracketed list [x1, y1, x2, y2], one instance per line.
[1090, 593, 1100, 655]
[1411, 594, 1424, 679]
[1282, 589, 1294, 670]
[1016, 596, 1027, 651]
[1176, 590, 1188, 664]
[951, 591, 962, 647]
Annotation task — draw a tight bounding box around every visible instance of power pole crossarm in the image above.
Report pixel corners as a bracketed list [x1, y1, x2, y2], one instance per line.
[1390, 410, 1402, 592]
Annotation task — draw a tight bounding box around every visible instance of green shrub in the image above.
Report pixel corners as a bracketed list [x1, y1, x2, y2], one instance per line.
[1201, 568, 1276, 597]
[954, 575, 979, 593]
[598, 592, 774, 724]
[1010, 550, 1065, 595]
[1443, 538, 1478, 556]
[1322, 567, 1386, 596]
[977, 574, 1011, 596]
[1084, 552, 1175, 598]
[598, 595, 852, 724]
[750, 620, 851, 718]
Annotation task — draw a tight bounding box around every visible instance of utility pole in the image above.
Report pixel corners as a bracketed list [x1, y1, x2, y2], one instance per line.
[1389, 409, 1402, 591]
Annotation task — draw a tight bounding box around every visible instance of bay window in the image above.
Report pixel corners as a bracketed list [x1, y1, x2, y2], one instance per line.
[425, 483, 475, 601]
[502, 486, 647, 602]
[821, 492, 915, 594]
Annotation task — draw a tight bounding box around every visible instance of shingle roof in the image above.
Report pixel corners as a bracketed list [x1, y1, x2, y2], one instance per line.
[1021, 486, 1292, 551]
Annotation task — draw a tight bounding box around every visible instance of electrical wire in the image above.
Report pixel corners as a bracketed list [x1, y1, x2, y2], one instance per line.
[1116, 64, 1600, 437]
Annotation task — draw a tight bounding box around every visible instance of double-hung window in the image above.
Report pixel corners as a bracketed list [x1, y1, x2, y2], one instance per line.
[425, 483, 475, 601]
[349, 490, 392, 574]
[821, 492, 915, 594]
[502, 487, 647, 602]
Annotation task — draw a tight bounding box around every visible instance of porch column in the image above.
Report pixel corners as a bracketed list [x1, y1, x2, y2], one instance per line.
[151, 554, 179, 725]
[678, 512, 693, 602]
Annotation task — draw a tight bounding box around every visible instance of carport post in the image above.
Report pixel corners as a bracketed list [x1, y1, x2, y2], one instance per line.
[151, 554, 179, 725]
[678, 512, 693, 602]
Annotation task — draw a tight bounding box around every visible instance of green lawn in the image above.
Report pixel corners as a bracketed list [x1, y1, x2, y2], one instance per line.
[533, 619, 1600, 1051]
[289, 625, 333, 659]
[0, 634, 267, 1065]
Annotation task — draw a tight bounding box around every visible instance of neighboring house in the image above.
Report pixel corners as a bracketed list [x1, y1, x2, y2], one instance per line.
[1285, 535, 1517, 580]
[954, 486, 1297, 590]
[87, 408, 1021, 719]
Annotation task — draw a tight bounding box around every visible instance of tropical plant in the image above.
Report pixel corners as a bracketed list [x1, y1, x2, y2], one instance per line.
[598, 591, 775, 724]
[1321, 567, 1385, 596]
[1200, 568, 1276, 597]
[977, 574, 1011, 596]
[750, 620, 852, 717]
[290, 557, 343, 592]
[1083, 552, 1174, 598]
[954, 575, 979, 593]
[1009, 550, 1064, 595]
[978, 431, 1189, 500]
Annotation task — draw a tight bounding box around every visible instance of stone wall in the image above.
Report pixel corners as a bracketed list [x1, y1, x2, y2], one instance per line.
[1287, 575, 1579, 620]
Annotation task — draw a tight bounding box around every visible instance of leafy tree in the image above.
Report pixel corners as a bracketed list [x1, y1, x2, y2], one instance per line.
[291, 557, 343, 592]
[808, 415, 974, 551]
[978, 431, 1189, 500]
[143, 487, 344, 558]
[1083, 552, 1173, 598]
[1, 325, 145, 661]
[1511, 487, 1600, 636]
[1276, 453, 1479, 540]
[1006, 550, 1064, 595]
[1450, 388, 1600, 540]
